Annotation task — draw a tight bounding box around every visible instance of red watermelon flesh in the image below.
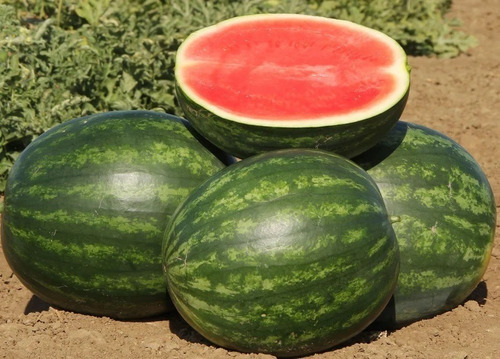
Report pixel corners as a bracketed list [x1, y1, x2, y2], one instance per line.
[176, 14, 409, 125]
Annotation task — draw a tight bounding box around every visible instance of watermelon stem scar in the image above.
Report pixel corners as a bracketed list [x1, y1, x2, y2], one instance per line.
[390, 215, 402, 224]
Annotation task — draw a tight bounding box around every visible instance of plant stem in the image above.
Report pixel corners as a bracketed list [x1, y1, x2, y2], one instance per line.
[57, 0, 63, 26]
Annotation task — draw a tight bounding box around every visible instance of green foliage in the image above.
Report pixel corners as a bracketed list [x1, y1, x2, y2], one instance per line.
[0, 0, 477, 192]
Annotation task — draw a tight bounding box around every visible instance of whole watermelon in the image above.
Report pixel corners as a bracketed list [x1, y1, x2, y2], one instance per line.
[354, 121, 496, 326]
[1, 110, 227, 319]
[163, 149, 399, 357]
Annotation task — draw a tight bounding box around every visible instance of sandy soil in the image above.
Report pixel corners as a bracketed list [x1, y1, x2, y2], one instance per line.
[1, 0, 499, 357]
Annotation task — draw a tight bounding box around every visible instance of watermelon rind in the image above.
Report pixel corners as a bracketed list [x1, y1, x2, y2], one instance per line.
[163, 149, 399, 357]
[1, 110, 227, 319]
[354, 121, 496, 326]
[175, 14, 410, 159]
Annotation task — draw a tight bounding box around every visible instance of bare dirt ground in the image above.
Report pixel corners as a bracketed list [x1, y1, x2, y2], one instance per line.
[1, 0, 499, 358]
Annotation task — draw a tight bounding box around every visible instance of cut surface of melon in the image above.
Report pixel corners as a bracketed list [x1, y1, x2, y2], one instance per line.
[176, 14, 410, 128]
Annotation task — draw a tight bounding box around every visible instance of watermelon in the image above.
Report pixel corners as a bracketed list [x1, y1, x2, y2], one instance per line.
[1, 110, 227, 319]
[354, 121, 496, 326]
[163, 149, 399, 357]
[175, 14, 410, 159]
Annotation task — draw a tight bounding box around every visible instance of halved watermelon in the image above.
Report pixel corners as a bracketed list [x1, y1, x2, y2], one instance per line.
[175, 14, 410, 158]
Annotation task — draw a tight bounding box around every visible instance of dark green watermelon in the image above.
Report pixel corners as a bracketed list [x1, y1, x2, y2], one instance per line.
[163, 149, 399, 357]
[354, 121, 496, 326]
[1, 110, 227, 319]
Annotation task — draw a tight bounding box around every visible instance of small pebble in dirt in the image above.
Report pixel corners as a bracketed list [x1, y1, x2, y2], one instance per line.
[163, 341, 180, 352]
[144, 342, 161, 351]
[445, 351, 470, 359]
[463, 300, 482, 312]
[68, 328, 106, 345]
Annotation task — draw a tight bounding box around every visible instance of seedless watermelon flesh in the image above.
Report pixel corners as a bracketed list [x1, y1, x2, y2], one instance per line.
[175, 14, 410, 158]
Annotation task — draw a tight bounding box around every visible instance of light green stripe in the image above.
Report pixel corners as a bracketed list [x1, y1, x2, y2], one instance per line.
[178, 153, 375, 226]
[448, 167, 494, 215]
[292, 174, 368, 192]
[168, 240, 388, 297]
[397, 269, 480, 294]
[30, 259, 165, 292]
[17, 180, 192, 206]
[369, 242, 398, 275]
[26, 141, 220, 180]
[394, 214, 491, 257]
[402, 126, 455, 150]
[14, 208, 161, 237]
[8, 226, 158, 265]
[300, 200, 383, 220]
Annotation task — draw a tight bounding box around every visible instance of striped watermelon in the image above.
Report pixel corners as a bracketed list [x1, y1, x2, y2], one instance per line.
[354, 121, 496, 326]
[1, 110, 227, 319]
[163, 149, 399, 357]
[175, 14, 410, 159]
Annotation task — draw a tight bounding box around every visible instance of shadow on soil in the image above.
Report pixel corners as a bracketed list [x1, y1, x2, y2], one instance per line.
[465, 280, 488, 305]
[167, 310, 212, 346]
[24, 295, 50, 314]
[22, 292, 209, 349]
[367, 280, 489, 332]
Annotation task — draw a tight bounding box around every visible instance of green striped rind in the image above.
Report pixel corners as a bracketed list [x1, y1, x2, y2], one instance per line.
[1, 110, 226, 319]
[176, 84, 409, 159]
[354, 121, 496, 326]
[163, 149, 399, 357]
